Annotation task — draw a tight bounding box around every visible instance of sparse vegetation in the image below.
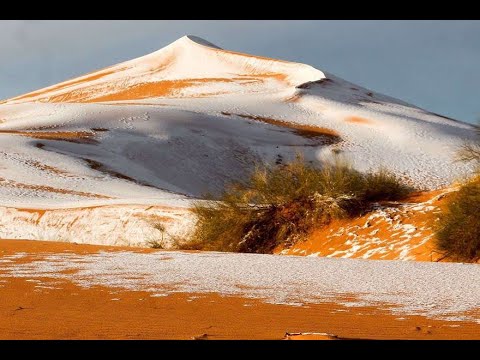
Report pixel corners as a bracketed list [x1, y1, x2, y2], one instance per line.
[147, 240, 164, 249]
[146, 222, 167, 249]
[434, 124, 480, 262]
[182, 155, 412, 253]
[362, 169, 411, 202]
[435, 175, 480, 262]
[457, 124, 480, 164]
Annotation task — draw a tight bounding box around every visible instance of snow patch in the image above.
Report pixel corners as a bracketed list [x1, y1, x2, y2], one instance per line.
[1, 251, 479, 322]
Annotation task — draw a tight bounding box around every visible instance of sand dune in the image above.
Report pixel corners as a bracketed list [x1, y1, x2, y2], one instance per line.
[0, 35, 476, 247]
[278, 188, 457, 261]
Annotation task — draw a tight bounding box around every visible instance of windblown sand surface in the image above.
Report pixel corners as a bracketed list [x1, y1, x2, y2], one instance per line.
[279, 189, 457, 261]
[0, 240, 478, 340]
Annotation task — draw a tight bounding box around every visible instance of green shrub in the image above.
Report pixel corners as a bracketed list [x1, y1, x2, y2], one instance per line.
[362, 169, 411, 202]
[182, 199, 254, 252]
[184, 155, 412, 253]
[435, 175, 480, 262]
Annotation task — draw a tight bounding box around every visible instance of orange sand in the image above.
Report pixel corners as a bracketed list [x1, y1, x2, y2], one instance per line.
[285, 94, 303, 103]
[346, 116, 374, 125]
[25, 160, 78, 178]
[221, 112, 339, 141]
[0, 130, 97, 144]
[278, 189, 453, 261]
[86, 80, 200, 102]
[0, 240, 479, 340]
[79, 76, 284, 103]
[11, 73, 286, 104]
[12, 70, 117, 102]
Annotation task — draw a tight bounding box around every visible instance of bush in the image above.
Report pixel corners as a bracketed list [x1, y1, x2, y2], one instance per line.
[362, 169, 411, 202]
[435, 175, 480, 262]
[183, 155, 412, 253]
[146, 222, 167, 249]
[457, 123, 480, 164]
[183, 199, 254, 252]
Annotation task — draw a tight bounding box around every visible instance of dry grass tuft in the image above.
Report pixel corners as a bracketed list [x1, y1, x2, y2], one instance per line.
[181, 155, 412, 253]
[435, 175, 480, 262]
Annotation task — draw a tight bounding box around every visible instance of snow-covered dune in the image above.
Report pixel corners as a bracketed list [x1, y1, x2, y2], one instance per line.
[0, 35, 476, 246]
[3, 35, 325, 104]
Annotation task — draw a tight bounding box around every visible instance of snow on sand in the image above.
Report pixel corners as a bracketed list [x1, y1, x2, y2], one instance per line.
[0, 35, 477, 246]
[1, 250, 479, 323]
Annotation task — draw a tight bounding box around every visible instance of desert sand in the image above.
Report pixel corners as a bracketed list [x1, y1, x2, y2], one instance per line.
[1, 240, 478, 340]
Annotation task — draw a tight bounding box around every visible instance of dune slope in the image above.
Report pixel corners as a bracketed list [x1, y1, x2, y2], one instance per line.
[0, 35, 476, 247]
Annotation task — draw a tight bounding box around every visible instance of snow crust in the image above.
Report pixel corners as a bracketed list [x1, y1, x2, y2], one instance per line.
[1, 250, 479, 322]
[0, 35, 477, 246]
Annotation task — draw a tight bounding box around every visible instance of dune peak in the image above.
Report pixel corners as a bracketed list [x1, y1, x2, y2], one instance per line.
[182, 35, 222, 49]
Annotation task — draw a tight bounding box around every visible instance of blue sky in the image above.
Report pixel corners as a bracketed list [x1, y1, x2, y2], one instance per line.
[1, 20, 479, 123]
